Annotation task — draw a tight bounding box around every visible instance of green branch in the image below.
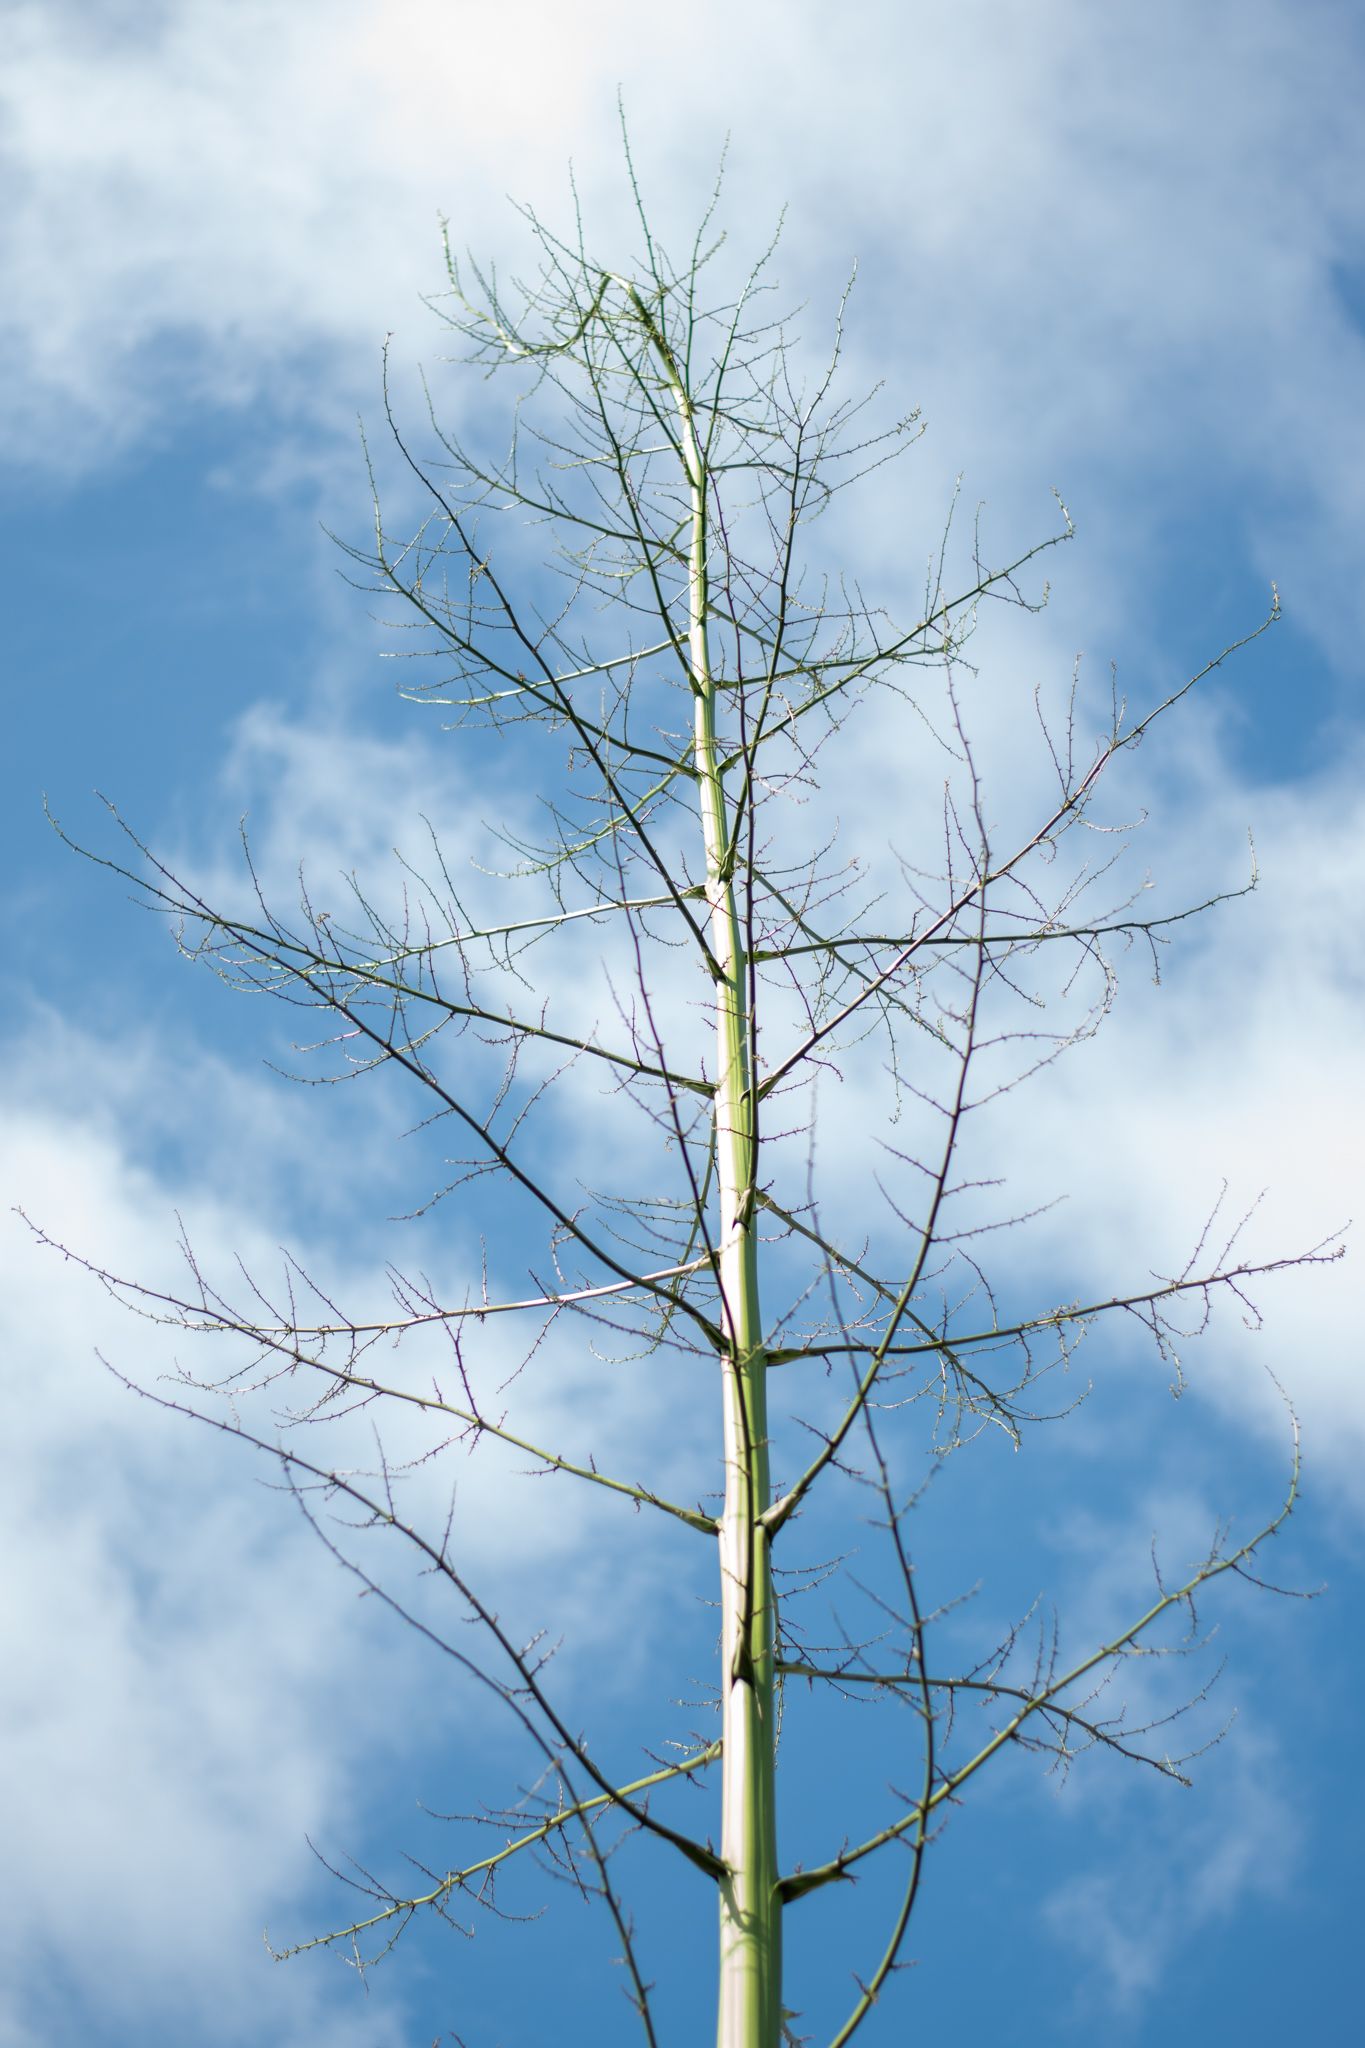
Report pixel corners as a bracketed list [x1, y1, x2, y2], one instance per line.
[778, 1445, 1300, 1903]
[269, 1742, 723, 1960]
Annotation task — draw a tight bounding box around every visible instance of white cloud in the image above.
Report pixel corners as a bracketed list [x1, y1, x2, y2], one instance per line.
[969, 730, 1364, 1503]
[0, 1008, 709, 2042]
[5, 0, 1364, 662]
[0, 1087, 419, 2042]
[0, 0, 654, 461]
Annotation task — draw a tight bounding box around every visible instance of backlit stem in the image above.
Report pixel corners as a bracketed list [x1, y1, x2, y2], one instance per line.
[638, 288, 781, 2048]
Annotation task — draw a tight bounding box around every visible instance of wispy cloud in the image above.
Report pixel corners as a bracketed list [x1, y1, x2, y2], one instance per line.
[1042, 1716, 1298, 2012]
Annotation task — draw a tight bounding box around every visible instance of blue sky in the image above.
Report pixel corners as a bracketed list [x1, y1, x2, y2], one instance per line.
[3, 3, 1364, 2044]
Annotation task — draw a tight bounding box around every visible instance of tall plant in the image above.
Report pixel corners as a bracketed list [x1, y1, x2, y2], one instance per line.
[44, 162, 1331, 2048]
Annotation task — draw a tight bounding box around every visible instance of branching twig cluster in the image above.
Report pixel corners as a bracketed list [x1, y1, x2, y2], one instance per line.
[33, 143, 1339, 2047]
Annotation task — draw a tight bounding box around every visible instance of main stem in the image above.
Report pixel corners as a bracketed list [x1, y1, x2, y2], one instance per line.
[665, 350, 781, 2048]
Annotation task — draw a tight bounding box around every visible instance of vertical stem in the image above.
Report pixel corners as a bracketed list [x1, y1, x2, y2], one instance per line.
[654, 316, 780, 2048]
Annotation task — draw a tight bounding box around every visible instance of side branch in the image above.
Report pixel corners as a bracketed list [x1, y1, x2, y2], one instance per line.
[118, 1378, 730, 1883]
[765, 1244, 1347, 1371]
[778, 1431, 1301, 1903]
[22, 1223, 719, 1536]
[270, 1742, 723, 1961]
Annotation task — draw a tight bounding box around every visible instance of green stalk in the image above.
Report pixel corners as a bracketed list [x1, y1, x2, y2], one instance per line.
[653, 318, 780, 2048]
